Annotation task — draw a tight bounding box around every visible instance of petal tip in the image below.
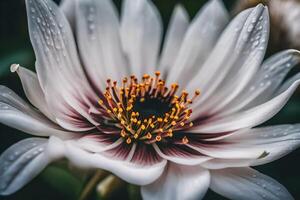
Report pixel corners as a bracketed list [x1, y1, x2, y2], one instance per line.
[10, 64, 20, 73]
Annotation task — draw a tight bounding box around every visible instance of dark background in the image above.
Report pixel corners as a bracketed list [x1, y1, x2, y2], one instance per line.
[0, 0, 300, 199]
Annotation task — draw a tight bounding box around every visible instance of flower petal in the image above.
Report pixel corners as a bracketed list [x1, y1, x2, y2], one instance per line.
[193, 8, 269, 117]
[0, 86, 74, 138]
[167, 0, 229, 87]
[191, 78, 300, 133]
[0, 136, 65, 195]
[153, 143, 211, 165]
[60, 0, 75, 28]
[158, 5, 189, 75]
[26, 0, 99, 131]
[121, 0, 162, 77]
[76, 135, 124, 153]
[12, 65, 55, 121]
[75, 0, 128, 91]
[186, 5, 267, 116]
[141, 163, 210, 200]
[210, 167, 293, 200]
[189, 124, 300, 169]
[64, 140, 167, 185]
[216, 49, 300, 117]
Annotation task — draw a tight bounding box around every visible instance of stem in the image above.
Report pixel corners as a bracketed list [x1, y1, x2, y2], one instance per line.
[96, 175, 125, 199]
[79, 170, 109, 200]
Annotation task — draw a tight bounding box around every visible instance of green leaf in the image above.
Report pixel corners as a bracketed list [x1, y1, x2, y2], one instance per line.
[40, 164, 84, 200]
[128, 184, 142, 200]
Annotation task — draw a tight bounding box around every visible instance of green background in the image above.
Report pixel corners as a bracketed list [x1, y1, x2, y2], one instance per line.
[0, 0, 300, 199]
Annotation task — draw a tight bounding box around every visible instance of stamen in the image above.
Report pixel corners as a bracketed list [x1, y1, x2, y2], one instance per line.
[97, 72, 200, 144]
[182, 136, 189, 144]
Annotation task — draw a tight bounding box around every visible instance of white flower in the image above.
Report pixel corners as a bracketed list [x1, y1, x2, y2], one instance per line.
[0, 0, 300, 199]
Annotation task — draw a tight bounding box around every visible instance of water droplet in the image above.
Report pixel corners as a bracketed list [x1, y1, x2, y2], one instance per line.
[247, 24, 254, 32]
[38, 147, 44, 152]
[55, 44, 61, 50]
[8, 155, 14, 161]
[276, 187, 282, 191]
[37, 17, 41, 24]
[234, 27, 241, 32]
[89, 7, 95, 13]
[253, 40, 259, 47]
[89, 24, 95, 30]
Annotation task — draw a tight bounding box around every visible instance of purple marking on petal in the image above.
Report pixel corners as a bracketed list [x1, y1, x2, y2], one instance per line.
[130, 143, 162, 166]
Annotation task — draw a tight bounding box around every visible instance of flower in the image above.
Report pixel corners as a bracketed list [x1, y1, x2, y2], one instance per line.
[0, 0, 300, 199]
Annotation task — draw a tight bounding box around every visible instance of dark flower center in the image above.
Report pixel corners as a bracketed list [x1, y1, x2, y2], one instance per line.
[133, 95, 172, 119]
[98, 71, 200, 144]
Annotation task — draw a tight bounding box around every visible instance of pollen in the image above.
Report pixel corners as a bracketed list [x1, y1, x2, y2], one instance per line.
[97, 72, 200, 144]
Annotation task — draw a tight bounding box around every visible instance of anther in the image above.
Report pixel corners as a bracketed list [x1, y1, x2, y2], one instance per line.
[182, 136, 189, 144]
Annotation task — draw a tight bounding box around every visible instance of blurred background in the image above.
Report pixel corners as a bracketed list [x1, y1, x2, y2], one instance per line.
[0, 0, 300, 199]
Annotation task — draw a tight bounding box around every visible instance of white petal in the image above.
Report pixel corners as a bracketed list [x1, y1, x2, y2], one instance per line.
[191, 78, 300, 133]
[64, 140, 167, 185]
[167, 0, 229, 87]
[0, 136, 65, 195]
[191, 124, 300, 169]
[0, 86, 75, 138]
[195, 8, 269, 116]
[186, 5, 267, 117]
[141, 163, 210, 200]
[158, 5, 189, 74]
[217, 49, 300, 117]
[77, 136, 124, 153]
[201, 158, 255, 170]
[12, 65, 55, 121]
[121, 0, 162, 77]
[224, 124, 300, 166]
[210, 167, 294, 200]
[75, 0, 128, 91]
[277, 72, 300, 94]
[152, 143, 211, 166]
[60, 0, 75, 27]
[26, 0, 99, 131]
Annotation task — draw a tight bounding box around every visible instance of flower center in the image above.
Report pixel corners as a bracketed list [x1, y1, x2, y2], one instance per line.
[98, 71, 200, 145]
